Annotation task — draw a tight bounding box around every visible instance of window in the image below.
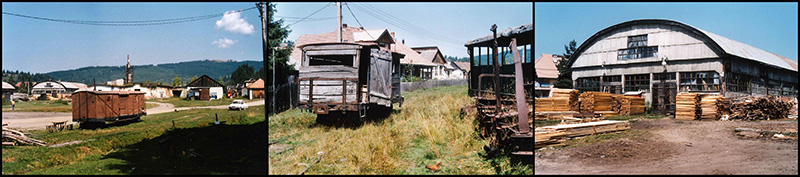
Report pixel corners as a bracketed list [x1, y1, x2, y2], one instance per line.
[618, 46, 658, 60]
[680, 71, 720, 92]
[653, 72, 676, 81]
[618, 34, 656, 60]
[602, 75, 622, 94]
[625, 74, 650, 92]
[576, 77, 600, 92]
[628, 35, 647, 47]
[308, 55, 355, 66]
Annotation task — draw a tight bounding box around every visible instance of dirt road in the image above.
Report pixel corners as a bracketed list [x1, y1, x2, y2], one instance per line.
[535, 118, 798, 175]
[2, 100, 265, 131]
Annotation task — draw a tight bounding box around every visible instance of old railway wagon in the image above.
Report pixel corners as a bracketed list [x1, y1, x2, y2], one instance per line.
[72, 91, 146, 127]
[297, 42, 404, 118]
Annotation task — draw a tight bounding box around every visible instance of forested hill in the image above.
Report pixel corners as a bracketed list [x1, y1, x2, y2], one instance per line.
[45, 60, 263, 85]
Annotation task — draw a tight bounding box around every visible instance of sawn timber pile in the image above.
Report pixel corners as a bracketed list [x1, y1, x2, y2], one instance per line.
[700, 95, 724, 120]
[579, 92, 612, 113]
[535, 120, 631, 148]
[675, 93, 701, 120]
[552, 88, 579, 111]
[611, 95, 645, 116]
[535, 97, 570, 111]
[729, 96, 795, 121]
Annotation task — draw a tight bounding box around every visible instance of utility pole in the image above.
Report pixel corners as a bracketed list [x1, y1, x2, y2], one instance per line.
[336, 2, 342, 42]
[257, 2, 273, 114]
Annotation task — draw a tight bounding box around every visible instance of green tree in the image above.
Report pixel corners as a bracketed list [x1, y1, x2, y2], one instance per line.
[231, 63, 255, 85]
[187, 75, 198, 85]
[172, 77, 182, 87]
[554, 39, 577, 89]
[256, 67, 265, 80]
[143, 80, 151, 86]
[266, 2, 295, 86]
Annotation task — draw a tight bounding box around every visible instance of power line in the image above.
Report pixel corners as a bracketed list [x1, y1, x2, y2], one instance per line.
[350, 3, 464, 46]
[2, 7, 256, 26]
[355, 2, 464, 44]
[286, 2, 333, 27]
[344, 2, 373, 39]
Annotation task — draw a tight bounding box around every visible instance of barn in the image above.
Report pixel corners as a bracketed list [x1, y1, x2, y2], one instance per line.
[184, 75, 224, 100]
[566, 19, 798, 114]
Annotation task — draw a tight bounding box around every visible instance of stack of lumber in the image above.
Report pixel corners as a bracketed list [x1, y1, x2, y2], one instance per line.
[534, 120, 631, 149]
[551, 88, 580, 111]
[675, 93, 701, 120]
[535, 97, 571, 111]
[700, 95, 723, 120]
[611, 94, 624, 114]
[3, 127, 46, 146]
[610, 95, 645, 116]
[534, 111, 579, 120]
[579, 92, 612, 113]
[730, 96, 794, 121]
[716, 96, 732, 117]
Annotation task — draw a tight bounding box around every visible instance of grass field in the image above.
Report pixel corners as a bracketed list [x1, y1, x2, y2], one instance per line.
[149, 97, 238, 108]
[2, 106, 266, 175]
[268, 85, 532, 175]
[1, 100, 73, 112]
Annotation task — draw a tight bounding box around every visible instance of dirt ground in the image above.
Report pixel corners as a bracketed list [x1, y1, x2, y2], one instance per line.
[535, 118, 798, 175]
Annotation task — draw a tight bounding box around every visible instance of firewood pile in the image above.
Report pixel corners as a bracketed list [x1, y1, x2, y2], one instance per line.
[675, 93, 701, 120]
[611, 95, 624, 114]
[579, 91, 612, 113]
[729, 96, 795, 121]
[535, 97, 570, 111]
[3, 126, 46, 146]
[551, 88, 579, 111]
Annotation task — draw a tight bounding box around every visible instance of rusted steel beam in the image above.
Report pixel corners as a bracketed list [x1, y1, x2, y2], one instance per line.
[491, 24, 501, 118]
[509, 38, 529, 134]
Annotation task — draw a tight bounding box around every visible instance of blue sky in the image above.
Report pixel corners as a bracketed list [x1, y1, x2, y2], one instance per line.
[274, 2, 533, 59]
[2, 2, 264, 73]
[535, 2, 798, 62]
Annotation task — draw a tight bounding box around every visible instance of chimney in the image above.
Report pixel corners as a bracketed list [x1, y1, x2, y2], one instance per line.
[342, 23, 347, 28]
[402, 39, 405, 44]
[359, 26, 364, 30]
[391, 32, 395, 38]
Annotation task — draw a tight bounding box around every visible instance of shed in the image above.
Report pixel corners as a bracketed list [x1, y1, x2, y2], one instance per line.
[185, 75, 224, 100]
[3, 81, 15, 101]
[246, 78, 264, 100]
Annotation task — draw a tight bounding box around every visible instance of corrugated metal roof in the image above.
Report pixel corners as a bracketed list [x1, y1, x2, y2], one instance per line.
[698, 29, 796, 71]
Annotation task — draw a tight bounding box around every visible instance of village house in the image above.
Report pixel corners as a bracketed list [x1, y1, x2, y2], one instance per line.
[451, 61, 470, 79]
[411, 46, 463, 80]
[535, 54, 563, 97]
[246, 78, 264, 100]
[183, 75, 224, 100]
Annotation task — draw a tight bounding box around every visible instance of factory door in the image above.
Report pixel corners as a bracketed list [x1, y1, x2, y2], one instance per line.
[652, 82, 676, 115]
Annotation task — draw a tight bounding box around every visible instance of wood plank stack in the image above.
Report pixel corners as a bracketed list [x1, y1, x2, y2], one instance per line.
[579, 91, 612, 113]
[730, 96, 794, 121]
[535, 97, 571, 111]
[700, 95, 724, 120]
[716, 97, 732, 117]
[551, 88, 580, 111]
[534, 120, 631, 148]
[610, 95, 644, 115]
[675, 93, 701, 120]
[611, 95, 624, 114]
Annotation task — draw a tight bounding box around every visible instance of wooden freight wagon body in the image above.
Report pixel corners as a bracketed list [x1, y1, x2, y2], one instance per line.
[72, 91, 146, 124]
[297, 42, 404, 117]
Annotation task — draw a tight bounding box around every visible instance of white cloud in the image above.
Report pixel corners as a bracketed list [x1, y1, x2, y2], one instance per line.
[215, 11, 255, 34]
[212, 38, 237, 48]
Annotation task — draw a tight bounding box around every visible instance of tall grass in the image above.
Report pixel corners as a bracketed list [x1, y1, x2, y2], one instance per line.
[268, 85, 532, 175]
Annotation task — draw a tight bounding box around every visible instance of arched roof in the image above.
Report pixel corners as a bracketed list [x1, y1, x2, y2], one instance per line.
[567, 19, 797, 71]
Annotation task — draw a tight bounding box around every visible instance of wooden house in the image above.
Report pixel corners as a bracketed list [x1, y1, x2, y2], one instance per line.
[185, 75, 224, 100]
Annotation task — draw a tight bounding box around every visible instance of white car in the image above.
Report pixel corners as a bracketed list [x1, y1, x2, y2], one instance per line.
[229, 100, 248, 110]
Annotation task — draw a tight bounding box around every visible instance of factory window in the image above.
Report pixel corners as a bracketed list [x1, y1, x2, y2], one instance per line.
[653, 72, 676, 81]
[576, 77, 600, 92]
[680, 71, 720, 92]
[618, 46, 658, 60]
[602, 75, 623, 94]
[724, 72, 751, 93]
[625, 74, 650, 92]
[628, 35, 647, 48]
